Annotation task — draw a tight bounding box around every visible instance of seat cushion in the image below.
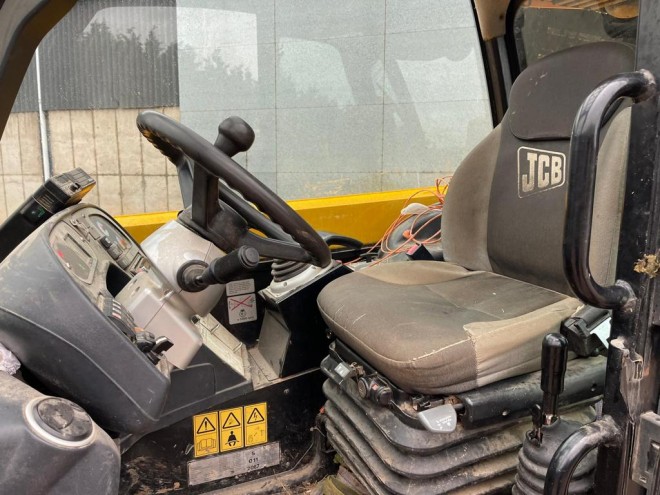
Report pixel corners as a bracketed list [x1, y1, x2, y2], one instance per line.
[317, 261, 580, 395]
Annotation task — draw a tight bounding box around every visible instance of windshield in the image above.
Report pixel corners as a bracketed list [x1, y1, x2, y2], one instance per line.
[1, 0, 493, 221]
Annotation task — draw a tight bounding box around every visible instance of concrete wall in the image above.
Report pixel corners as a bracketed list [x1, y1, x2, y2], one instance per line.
[0, 108, 183, 223]
[0, 113, 44, 223]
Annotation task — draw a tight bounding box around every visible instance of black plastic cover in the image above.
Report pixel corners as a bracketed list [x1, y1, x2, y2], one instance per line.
[457, 356, 606, 428]
[0, 206, 170, 434]
[0, 372, 119, 493]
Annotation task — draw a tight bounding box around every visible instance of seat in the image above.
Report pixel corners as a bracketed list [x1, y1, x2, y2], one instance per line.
[317, 42, 634, 395]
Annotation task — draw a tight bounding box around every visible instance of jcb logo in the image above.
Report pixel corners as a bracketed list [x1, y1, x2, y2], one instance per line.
[517, 147, 566, 198]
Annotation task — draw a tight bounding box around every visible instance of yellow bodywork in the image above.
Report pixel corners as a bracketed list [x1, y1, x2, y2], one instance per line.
[116, 188, 440, 244]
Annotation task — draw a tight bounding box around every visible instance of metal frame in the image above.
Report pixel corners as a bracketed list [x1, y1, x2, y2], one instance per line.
[548, 1, 660, 493]
[594, 1, 660, 492]
[0, 0, 76, 137]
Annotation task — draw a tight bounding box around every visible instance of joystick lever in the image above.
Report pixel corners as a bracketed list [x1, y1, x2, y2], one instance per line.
[532, 333, 569, 442]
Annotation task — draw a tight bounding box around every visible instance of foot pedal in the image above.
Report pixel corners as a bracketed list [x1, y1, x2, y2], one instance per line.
[418, 404, 457, 433]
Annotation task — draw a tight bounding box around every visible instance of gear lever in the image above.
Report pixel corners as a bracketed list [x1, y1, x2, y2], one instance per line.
[513, 333, 597, 494]
[532, 333, 569, 441]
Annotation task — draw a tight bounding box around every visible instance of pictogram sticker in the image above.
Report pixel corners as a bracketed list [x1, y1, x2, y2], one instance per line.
[190, 403, 269, 458]
[197, 417, 216, 434]
[244, 403, 268, 447]
[222, 412, 241, 429]
[193, 412, 219, 458]
[220, 407, 244, 451]
[227, 293, 257, 324]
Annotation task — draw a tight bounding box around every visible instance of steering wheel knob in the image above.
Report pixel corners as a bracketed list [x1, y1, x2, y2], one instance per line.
[214, 117, 255, 156]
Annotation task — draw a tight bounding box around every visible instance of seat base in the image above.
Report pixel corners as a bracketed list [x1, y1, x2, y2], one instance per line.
[321, 377, 596, 495]
[324, 341, 605, 430]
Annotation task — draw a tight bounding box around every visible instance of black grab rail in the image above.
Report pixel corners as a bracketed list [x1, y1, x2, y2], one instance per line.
[544, 416, 621, 495]
[563, 70, 656, 311]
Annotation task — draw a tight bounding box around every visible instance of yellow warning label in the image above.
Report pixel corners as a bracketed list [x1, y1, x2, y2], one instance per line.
[193, 412, 219, 458]
[220, 407, 244, 451]
[244, 402, 268, 447]
[191, 403, 268, 457]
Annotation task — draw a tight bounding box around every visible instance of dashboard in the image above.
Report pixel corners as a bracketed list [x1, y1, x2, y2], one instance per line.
[0, 204, 171, 434]
[52, 209, 148, 284]
[48, 207, 154, 339]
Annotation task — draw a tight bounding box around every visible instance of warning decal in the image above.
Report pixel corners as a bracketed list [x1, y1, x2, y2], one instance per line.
[247, 407, 265, 424]
[220, 407, 244, 452]
[226, 278, 255, 297]
[244, 403, 268, 447]
[197, 417, 216, 434]
[227, 293, 257, 325]
[193, 412, 219, 458]
[191, 403, 268, 459]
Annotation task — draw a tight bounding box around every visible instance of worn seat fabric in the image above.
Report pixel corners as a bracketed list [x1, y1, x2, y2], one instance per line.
[317, 42, 634, 395]
[317, 262, 579, 394]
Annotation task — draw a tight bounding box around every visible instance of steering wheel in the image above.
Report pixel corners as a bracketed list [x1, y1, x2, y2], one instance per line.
[136, 110, 331, 268]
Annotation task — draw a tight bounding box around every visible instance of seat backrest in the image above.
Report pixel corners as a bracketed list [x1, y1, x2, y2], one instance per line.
[442, 42, 634, 295]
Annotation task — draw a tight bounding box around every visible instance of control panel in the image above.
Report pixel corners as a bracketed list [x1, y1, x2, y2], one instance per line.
[48, 206, 205, 370]
[48, 208, 152, 344]
[0, 204, 173, 434]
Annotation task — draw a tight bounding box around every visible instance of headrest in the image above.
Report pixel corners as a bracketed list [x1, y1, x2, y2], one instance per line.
[508, 42, 634, 141]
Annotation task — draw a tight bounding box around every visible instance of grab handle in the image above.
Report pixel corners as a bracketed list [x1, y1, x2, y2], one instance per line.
[544, 416, 621, 495]
[563, 70, 656, 310]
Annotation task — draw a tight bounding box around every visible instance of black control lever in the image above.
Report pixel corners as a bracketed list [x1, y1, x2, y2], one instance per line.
[175, 117, 255, 209]
[532, 333, 569, 442]
[214, 116, 255, 156]
[177, 246, 260, 292]
[135, 332, 174, 365]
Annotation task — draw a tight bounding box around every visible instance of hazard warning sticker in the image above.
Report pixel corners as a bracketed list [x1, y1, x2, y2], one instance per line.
[193, 412, 219, 458]
[244, 403, 268, 447]
[219, 407, 244, 452]
[227, 293, 257, 325]
[191, 403, 268, 458]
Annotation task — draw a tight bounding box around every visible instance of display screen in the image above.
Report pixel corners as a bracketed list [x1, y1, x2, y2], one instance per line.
[53, 236, 95, 281]
[89, 215, 130, 251]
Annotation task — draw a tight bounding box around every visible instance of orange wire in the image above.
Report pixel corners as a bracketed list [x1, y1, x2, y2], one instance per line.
[347, 177, 452, 266]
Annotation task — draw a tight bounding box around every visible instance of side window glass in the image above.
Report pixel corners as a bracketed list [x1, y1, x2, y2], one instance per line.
[513, 0, 637, 70]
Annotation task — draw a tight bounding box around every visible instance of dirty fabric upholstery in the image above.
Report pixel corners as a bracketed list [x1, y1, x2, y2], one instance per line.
[318, 42, 633, 394]
[318, 262, 579, 394]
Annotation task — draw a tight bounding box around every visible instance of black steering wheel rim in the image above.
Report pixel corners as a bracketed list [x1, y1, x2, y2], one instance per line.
[136, 110, 331, 268]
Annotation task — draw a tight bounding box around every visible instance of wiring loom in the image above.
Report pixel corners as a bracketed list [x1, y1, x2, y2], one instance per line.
[353, 177, 451, 266]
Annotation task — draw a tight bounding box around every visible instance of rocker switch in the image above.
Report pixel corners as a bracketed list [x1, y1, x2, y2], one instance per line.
[100, 235, 121, 260]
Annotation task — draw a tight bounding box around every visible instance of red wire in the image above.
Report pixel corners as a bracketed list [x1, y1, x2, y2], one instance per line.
[347, 177, 451, 266]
